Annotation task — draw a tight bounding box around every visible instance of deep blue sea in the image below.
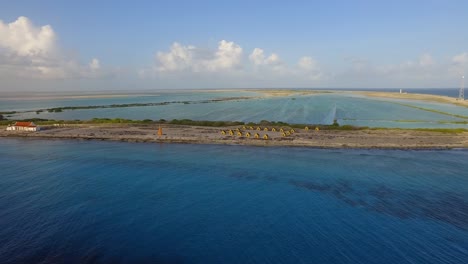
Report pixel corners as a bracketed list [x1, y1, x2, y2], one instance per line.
[1, 138, 467, 263]
[334, 88, 460, 97]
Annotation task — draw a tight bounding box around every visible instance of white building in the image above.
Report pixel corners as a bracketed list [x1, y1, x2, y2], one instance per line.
[6, 122, 41, 131]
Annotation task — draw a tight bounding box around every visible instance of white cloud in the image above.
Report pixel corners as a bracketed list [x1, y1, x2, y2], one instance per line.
[0, 16, 102, 80]
[298, 56, 316, 71]
[265, 53, 281, 65]
[205, 40, 242, 71]
[155, 40, 242, 73]
[352, 54, 434, 83]
[248, 48, 281, 66]
[451, 52, 467, 75]
[248, 48, 264, 65]
[0, 16, 56, 57]
[419, 53, 435, 67]
[334, 53, 468, 88]
[356, 53, 439, 80]
[145, 40, 325, 87]
[247, 48, 287, 76]
[147, 41, 468, 88]
[89, 58, 100, 71]
[452, 52, 468, 65]
[156, 42, 194, 72]
[297, 56, 322, 80]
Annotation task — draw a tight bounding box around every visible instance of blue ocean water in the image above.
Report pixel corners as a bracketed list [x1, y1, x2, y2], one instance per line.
[334, 88, 460, 97]
[2, 89, 468, 129]
[0, 139, 467, 263]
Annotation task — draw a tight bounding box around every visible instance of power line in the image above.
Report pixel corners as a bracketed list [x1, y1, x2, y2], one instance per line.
[458, 76, 465, 100]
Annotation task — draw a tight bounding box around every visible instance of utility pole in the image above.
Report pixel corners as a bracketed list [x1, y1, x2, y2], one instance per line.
[458, 76, 465, 100]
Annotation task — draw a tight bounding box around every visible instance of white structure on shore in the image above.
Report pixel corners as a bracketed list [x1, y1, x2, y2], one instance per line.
[6, 122, 40, 131]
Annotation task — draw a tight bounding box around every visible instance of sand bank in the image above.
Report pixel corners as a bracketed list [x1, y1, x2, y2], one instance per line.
[246, 89, 467, 107]
[250, 89, 331, 97]
[1, 124, 467, 149]
[356, 91, 468, 107]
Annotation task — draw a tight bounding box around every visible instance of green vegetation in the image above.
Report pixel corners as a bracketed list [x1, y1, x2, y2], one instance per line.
[254, 120, 291, 127]
[437, 120, 468, 124]
[169, 119, 245, 127]
[342, 118, 468, 125]
[412, 128, 468, 134]
[45, 103, 168, 113]
[394, 102, 468, 119]
[144, 118, 366, 131]
[89, 118, 147, 124]
[0, 118, 152, 126]
[369, 127, 467, 134]
[393, 119, 427, 123]
[1, 117, 466, 134]
[336, 125, 369, 130]
[9, 96, 253, 116]
[0, 111, 16, 115]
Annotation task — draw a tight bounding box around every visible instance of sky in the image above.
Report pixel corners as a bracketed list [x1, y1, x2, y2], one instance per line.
[0, 0, 467, 91]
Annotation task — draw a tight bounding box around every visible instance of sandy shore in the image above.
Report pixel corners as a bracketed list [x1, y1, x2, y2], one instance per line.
[246, 89, 467, 108]
[2, 124, 467, 149]
[356, 91, 468, 107]
[250, 89, 332, 97]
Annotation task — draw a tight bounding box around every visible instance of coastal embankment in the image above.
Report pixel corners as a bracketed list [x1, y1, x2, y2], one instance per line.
[1, 124, 467, 149]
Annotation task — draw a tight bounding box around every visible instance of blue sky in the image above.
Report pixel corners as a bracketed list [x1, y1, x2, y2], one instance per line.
[0, 0, 467, 90]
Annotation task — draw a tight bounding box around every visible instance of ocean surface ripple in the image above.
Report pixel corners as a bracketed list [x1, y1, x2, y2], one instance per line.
[0, 139, 467, 263]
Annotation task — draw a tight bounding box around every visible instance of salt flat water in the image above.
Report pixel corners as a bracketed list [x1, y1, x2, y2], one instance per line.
[1, 139, 467, 263]
[2, 89, 468, 129]
[0, 90, 258, 112]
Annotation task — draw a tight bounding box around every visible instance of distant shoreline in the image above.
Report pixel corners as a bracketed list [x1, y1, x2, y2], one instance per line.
[0, 89, 468, 119]
[2, 124, 467, 150]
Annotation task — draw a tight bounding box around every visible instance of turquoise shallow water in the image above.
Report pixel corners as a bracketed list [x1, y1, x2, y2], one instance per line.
[0, 139, 467, 263]
[2, 89, 468, 128]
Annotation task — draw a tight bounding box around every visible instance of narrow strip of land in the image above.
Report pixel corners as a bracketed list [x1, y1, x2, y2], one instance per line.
[356, 91, 468, 107]
[2, 124, 467, 149]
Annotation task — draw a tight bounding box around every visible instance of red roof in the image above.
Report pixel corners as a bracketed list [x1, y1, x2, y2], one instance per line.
[14, 122, 37, 127]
